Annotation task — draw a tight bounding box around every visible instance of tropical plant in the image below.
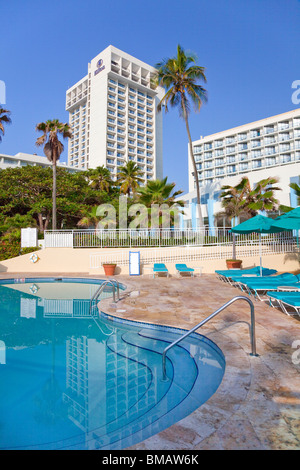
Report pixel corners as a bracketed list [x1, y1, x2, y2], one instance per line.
[35, 119, 72, 229]
[116, 161, 144, 195]
[219, 176, 281, 259]
[137, 177, 184, 229]
[248, 177, 281, 213]
[87, 165, 113, 192]
[289, 178, 300, 206]
[0, 108, 12, 142]
[152, 44, 207, 227]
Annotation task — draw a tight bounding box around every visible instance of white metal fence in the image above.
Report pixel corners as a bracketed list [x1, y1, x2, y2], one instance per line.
[43, 228, 298, 268]
[44, 228, 296, 249]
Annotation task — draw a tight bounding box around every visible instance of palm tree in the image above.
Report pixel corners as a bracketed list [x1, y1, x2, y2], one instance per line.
[152, 45, 207, 227]
[35, 119, 72, 230]
[117, 161, 144, 195]
[0, 108, 12, 142]
[248, 177, 281, 213]
[137, 177, 184, 229]
[88, 165, 112, 192]
[219, 176, 281, 259]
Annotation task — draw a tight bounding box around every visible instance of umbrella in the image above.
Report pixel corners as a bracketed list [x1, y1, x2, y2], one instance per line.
[271, 207, 300, 231]
[230, 215, 284, 275]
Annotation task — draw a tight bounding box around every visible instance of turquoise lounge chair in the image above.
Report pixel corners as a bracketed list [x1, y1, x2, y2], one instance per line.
[237, 274, 300, 300]
[267, 291, 300, 316]
[216, 267, 277, 284]
[153, 263, 169, 278]
[175, 263, 194, 277]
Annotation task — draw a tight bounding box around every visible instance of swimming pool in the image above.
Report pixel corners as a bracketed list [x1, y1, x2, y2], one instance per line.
[0, 278, 225, 450]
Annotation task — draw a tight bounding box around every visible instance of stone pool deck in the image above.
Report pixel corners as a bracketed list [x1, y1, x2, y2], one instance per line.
[1, 272, 300, 450]
[100, 273, 300, 450]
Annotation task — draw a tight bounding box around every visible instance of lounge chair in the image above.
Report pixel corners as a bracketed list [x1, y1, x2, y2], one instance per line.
[267, 291, 300, 316]
[153, 263, 169, 278]
[237, 273, 300, 300]
[175, 263, 194, 277]
[215, 267, 277, 284]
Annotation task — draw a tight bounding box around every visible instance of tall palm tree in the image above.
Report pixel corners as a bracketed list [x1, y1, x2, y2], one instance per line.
[0, 108, 12, 142]
[152, 45, 207, 227]
[117, 161, 144, 195]
[88, 165, 112, 192]
[35, 119, 72, 230]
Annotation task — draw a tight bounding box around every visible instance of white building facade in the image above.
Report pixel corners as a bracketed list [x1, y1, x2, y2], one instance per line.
[66, 45, 164, 183]
[0, 152, 80, 172]
[181, 108, 300, 229]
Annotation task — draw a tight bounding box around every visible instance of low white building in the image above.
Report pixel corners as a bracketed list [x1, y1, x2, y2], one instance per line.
[0, 152, 81, 172]
[180, 108, 300, 229]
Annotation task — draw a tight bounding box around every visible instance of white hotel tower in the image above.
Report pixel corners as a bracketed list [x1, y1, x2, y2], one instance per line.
[66, 45, 164, 182]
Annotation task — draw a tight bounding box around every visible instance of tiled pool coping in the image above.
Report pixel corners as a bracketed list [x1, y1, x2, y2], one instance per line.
[1, 272, 300, 450]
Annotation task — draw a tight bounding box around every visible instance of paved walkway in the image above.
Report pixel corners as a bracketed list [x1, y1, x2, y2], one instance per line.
[1, 272, 300, 449]
[99, 273, 300, 450]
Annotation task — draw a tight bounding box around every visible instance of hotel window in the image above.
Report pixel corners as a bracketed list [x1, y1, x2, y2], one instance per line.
[278, 121, 289, 131]
[227, 156, 236, 163]
[240, 162, 248, 171]
[251, 149, 261, 158]
[251, 140, 261, 148]
[204, 142, 212, 150]
[264, 125, 274, 134]
[226, 136, 235, 144]
[215, 149, 224, 157]
[214, 139, 223, 147]
[227, 165, 236, 173]
[253, 160, 262, 168]
[265, 146, 275, 155]
[238, 143, 248, 150]
[280, 153, 292, 163]
[226, 146, 235, 154]
[250, 129, 260, 138]
[278, 132, 290, 141]
[238, 133, 247, 141]
[293, 118, 300, 127]
[266, 157, 276, 166]
[280, 143, 290, 152]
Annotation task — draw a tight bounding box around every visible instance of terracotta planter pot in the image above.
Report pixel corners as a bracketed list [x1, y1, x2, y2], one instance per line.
[102, 264, 117, 276]
[226, 259, 242, 269]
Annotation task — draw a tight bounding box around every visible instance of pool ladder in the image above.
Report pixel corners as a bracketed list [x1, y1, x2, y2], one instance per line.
[162, 295, 258, 380]
[89, 278, 120, 316]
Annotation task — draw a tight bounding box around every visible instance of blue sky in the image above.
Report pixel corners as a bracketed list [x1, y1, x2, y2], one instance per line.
[0, 0, 299, 193]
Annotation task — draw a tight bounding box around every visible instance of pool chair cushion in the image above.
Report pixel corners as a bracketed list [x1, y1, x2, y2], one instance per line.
[215, 266, 277, 278]
[175, 264, 194, 276]
[153, 263, 169, 277]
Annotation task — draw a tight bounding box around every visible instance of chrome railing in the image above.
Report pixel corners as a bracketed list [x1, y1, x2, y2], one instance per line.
[89, 279, 120, 316]
[162, 296, 258, 380]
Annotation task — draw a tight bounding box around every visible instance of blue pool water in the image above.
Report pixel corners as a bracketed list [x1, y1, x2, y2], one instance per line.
[0, 278, 225, 450]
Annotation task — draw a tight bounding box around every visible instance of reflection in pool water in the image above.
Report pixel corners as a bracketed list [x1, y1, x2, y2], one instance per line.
[0, 279, 225, 450]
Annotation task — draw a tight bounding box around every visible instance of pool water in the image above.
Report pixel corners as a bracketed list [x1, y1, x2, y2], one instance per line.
[0, 278, 225, 450]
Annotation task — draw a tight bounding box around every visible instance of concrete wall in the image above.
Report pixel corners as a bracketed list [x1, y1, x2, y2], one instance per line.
[0, 247, 299, 276]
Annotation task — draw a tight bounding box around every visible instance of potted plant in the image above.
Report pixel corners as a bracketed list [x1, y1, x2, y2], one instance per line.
[102, 263, 117, 276]
[226, 259, 242, 269]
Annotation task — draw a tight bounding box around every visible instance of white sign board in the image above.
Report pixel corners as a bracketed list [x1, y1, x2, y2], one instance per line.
[21, 228, 38, 248]
[129, 251, 140, 276]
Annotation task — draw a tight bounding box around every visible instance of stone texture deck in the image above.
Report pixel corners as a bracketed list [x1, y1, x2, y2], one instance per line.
[1, 272, 300, 450]
[99, 273, 300, 450]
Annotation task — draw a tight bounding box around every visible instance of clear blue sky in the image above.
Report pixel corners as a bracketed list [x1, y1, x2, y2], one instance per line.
[1, 0, 299, 193]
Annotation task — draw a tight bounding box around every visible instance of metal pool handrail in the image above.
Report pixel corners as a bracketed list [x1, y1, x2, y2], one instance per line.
[89, 278, 120, 315]
[162, 295, 258, 380]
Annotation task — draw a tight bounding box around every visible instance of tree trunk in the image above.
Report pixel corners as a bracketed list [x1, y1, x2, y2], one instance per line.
[52, 151, 57, 230]
[181, 98, 204, 228]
